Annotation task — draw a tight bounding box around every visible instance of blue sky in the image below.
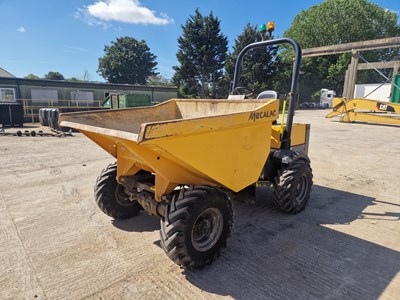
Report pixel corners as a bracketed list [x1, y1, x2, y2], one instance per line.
[1, 0, 398, 82]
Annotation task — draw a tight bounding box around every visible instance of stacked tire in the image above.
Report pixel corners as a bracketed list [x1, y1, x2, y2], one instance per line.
[39, 108, 50, 126]
[40, 108, 64, 130]
[48, 109, 59, 129]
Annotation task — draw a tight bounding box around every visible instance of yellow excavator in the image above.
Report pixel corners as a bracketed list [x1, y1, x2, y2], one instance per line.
[326, 98, 400, 126]
[327, 68, 400, 126]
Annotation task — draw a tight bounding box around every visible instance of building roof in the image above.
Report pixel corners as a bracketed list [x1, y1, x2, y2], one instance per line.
[0, 76, 177, 93]
[0, 67, 16, 78]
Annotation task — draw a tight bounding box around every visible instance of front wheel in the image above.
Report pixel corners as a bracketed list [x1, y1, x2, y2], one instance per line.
[160, 186, 233, 270]
[273, 159, 313, 214]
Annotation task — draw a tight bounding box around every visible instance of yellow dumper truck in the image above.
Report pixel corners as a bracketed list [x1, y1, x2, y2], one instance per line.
[59, 37, 312, 270]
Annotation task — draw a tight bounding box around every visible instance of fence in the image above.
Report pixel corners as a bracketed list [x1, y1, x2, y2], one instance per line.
[17, 99, 105, 123]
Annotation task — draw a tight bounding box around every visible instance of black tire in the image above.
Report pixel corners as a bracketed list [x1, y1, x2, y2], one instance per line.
[160, 186, 233, 270]
[94, 162, 142, 219]
[273, 159, 313, 214]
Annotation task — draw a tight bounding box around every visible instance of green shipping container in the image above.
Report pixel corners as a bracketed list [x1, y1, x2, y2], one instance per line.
[102, 98, 112, 108]
[102, 94, 151, 109]
[119, 94, 151, 108]
[390, 74, 400, 104]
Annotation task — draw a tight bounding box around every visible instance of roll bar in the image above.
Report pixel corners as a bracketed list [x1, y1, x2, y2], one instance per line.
[231, 38, 302, 150]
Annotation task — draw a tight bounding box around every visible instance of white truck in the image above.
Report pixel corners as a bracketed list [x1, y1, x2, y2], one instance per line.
[320, 89, 336, 108]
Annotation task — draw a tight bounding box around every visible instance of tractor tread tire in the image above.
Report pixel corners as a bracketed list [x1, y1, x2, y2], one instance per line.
[160, 186, 233, 270]
[273, 159, 313, 214]
[94, 162, 141, 219]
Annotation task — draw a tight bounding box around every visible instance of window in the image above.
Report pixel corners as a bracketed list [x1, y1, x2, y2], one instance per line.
[71, 91, 94, 106]
[31, 89, 58, 104]
[0, 88, 16, 101]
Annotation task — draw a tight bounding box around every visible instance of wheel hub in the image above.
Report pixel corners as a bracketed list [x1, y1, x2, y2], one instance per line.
[115, 184, 135, 207]
[192, 208, 223, 252]
[295, 175, 308, 202]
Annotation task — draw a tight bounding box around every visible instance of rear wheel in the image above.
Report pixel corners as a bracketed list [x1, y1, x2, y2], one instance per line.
[273, 159, 313, 214]
[160, 186, 233, 270]
[94, 162, 142, 219]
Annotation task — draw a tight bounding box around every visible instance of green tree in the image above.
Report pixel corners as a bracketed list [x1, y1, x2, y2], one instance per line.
[44, 71, 64, 80]
[67, 70, 93, 82]
[282, 0, 400, 100]
[223, 24, 279, 97]
[82, 70, 92, 81]
[147, 75, 175, 87]
[24, 74, 40, 79]
[98, 37, 158, 85]
[67, 76, 80, 81]
[173, 9, 228, 98]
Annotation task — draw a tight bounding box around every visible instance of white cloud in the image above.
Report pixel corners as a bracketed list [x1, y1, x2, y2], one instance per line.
[76, 0, 173, 28]
[74, 8, 111, 29]
[17, 27, 26, 33]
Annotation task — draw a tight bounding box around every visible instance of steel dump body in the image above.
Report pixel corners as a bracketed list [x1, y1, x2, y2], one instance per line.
[59, 99, 279, 199]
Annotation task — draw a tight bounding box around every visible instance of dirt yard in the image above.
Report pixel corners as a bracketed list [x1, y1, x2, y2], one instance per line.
[0, 110, 399, 299]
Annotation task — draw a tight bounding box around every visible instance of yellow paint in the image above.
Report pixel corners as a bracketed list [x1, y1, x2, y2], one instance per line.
[326, 98, 400, 125]
[280, 99, 287, 137]
[271, 124, 308, 149]
[59, 99, 309, 199]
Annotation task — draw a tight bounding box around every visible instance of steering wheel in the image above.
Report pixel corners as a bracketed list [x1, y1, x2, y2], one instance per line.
[232, 86, 256, 99]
